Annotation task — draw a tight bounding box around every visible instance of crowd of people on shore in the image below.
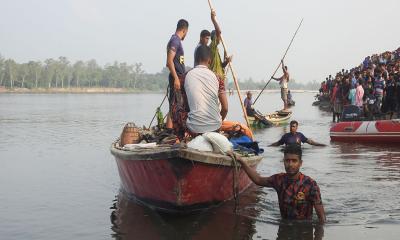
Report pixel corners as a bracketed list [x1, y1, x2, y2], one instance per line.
[318, 48, 400, 122]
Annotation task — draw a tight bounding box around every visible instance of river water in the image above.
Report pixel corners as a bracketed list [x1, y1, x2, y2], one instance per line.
[0, 92, 399, 240]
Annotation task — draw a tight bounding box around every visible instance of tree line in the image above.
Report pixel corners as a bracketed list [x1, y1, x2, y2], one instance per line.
[0, 54, 319, 91]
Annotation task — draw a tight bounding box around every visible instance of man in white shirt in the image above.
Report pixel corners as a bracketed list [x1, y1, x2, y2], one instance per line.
[272, 60, 290, 111]
[185, 45, 228, 134]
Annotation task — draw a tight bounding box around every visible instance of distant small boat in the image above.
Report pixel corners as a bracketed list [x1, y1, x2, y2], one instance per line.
[330, 119, 400, 143]
[312, 94, 331, 112]
[248, 110, 292, 128]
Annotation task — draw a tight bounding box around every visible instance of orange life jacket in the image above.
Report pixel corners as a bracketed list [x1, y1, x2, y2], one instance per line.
[220, 121, 254, 140]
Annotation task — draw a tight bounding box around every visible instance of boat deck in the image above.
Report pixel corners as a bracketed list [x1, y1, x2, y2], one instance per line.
[111, 142, 262, 166]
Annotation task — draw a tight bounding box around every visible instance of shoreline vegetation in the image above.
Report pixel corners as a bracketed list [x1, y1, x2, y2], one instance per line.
[0, 87, 317, 94]
[0, 55, 320, 93]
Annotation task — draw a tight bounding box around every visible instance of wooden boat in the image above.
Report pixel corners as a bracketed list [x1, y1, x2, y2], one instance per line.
[110, 142, 262, 213]
[248, 110, 292, 128]
[330, 119, 400, 143]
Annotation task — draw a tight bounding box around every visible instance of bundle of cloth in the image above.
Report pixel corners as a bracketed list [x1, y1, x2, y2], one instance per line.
[187, 121, 263, 156]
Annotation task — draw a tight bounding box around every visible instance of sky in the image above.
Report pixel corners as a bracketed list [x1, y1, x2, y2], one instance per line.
[0, 0, 399, 83]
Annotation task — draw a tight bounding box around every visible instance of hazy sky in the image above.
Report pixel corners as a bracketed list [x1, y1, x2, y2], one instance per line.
[0, 0, 399, 83]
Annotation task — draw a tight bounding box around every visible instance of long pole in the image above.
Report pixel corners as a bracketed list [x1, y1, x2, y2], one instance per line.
[207, 0, 250, 127]
[253, 18, 303, 105]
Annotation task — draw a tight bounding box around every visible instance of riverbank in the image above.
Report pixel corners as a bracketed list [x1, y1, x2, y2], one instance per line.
[0, 87, 317, 94]
[0, 87, 163, 94]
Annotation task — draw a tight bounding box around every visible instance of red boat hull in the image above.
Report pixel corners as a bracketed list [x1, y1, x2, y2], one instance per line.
[112, 146, 262, 213]
[330, 119, 400, 143]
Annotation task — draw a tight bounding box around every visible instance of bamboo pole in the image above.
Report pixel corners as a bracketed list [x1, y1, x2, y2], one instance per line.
[253, 18, 303, 105]
[207, 0, 250, 127]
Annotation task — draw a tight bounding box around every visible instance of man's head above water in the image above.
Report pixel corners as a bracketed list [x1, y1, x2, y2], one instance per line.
[283, 144, 303, 178]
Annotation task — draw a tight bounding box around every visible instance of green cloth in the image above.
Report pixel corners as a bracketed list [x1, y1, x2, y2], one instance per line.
[210, 38, 225, 79]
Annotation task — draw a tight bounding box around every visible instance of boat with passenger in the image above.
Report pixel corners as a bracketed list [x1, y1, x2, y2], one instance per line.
[111, 122, 263, 213]
[248, 110, 292, 128]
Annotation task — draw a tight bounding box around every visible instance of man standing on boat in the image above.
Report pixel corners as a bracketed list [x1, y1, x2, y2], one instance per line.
[209, 9, 231, 80]
[235, 144, 326, 223]
[166, 19, 189, 131]
[272, 60, 290, 111]
[193, 30, 210, 67]
[194, 10, 231, 77]
[185, 45, 228, 135]
[269, 120, 326, 147]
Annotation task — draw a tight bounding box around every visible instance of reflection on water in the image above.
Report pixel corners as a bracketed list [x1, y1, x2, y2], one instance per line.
[276, 222, 324, 240]
[110, 185, 261, 240]
[332, 142, 400, 181]
[110, 185, 326, 240]
[375, 151, 400, 181]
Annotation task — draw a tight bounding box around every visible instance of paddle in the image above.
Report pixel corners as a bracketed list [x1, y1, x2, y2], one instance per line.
[253, 18, 304, 105]
[207, 0, 250, 127]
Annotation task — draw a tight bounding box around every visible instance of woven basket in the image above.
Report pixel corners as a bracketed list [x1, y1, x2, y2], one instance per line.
[120, 122, 141, 146]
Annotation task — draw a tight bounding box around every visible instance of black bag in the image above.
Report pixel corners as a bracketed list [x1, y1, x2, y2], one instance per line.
[341, 105, 362, 121]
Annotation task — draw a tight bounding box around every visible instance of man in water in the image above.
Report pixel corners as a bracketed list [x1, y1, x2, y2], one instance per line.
[166, 19, 189, 130]
[272, 60, 290, 111]
[244, 91, 255, 117]
[235, 144, 326, 223]
[184, 45, 228, 135]
[269, 120, 326, 146]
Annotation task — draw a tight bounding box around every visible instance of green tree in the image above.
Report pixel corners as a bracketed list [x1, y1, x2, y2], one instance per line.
[56, 56, 69, 88]
[133, 63, 144, 89]
[72, 61, 85, 88]
[44, 58, 57, 88]
[0, 54, 5, 86]
[28, 61, 42, 88]
[4, 59, 17, 88]
[19, 63, 29, 88]
[86, 59, 102, 87]
[119, 62, 132, 88]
